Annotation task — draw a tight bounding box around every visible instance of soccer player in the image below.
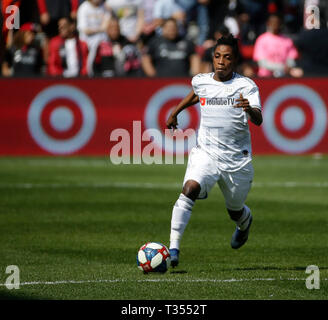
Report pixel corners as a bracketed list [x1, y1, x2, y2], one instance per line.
[166, 34, 263, 267]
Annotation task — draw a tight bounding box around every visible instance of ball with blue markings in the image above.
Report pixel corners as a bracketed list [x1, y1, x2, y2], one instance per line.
[136, 242, 171, 273]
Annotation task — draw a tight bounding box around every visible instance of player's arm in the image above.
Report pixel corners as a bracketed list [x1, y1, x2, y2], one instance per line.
[234, 93, 263, 126]
[166, 90, 199, 129]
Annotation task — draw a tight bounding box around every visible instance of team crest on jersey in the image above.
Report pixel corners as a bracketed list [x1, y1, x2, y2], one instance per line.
[225, 87, 234, 94]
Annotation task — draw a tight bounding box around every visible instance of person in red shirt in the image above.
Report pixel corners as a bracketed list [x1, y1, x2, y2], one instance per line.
[48, 17, 88, 77]
[37, 0, 80, 65]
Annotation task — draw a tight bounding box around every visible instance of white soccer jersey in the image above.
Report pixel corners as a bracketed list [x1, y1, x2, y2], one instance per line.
[191, 72, 262, 172]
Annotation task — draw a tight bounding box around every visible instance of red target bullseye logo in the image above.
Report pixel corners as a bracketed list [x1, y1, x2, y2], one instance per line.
[274, 98, 313, 139]
[40, 98, 83, 140]
[144, 85, 200, 154]
[28, 85, 96, 154]
[263, 84, 327, 153]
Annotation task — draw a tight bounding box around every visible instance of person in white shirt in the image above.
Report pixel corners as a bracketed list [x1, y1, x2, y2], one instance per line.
[105, 0, 143, 43]
[77, 0, 111, 75]
[166, 34, 263, 267]
[153, 0, 185, 30]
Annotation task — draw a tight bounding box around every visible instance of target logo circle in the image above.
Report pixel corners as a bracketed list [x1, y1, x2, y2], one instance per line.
[144, 85, 200, 154]
[263, 84, 327, 153]
[28, 85, 96, 154]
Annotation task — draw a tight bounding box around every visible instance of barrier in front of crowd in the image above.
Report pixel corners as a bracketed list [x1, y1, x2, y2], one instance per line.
[0, 77, 327, 157]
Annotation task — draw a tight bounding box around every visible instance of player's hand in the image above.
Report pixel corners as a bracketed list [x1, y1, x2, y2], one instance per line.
[166, 113, 178, 130]
[234, 93, 251, 113]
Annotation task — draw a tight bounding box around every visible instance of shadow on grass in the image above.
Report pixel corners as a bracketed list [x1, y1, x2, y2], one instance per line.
[169, 270, 188, 274]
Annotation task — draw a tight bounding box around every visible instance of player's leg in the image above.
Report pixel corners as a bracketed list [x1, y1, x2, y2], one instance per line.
[218, 162, 254, 249]
[227, 205, 252, 231]
[169, 147, 218, 267]
[169, 180, 200, 267]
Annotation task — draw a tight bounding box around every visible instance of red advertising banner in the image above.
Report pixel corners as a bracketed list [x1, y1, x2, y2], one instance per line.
[0, 77, 327, 156]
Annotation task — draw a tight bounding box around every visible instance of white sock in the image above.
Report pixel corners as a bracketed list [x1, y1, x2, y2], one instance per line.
[236, 205, 252, 231]
[169, 193, 194, 250]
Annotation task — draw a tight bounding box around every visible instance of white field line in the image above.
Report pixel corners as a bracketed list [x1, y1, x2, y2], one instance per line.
[1, 277, 327, 287]
[0, 181, 328, 190]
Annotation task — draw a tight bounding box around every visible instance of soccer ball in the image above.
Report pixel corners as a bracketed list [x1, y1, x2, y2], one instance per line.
[136, 242, 171, 273]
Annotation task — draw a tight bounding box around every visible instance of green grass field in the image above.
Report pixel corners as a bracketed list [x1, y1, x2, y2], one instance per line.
[0, 155, 327, 300]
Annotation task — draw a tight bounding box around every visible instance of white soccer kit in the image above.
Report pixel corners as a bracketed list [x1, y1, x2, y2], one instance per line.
[183, 72, 262, 209]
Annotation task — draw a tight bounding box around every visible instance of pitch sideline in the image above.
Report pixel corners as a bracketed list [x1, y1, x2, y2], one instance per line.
[1, 181, 328, 190]
[0, 277, 327, 287]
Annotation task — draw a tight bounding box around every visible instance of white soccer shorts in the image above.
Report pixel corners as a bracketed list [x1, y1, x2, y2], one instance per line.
[183, 146, 254, 211]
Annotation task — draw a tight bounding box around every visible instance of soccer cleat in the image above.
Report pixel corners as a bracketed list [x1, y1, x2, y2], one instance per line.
[169, 248, 179, 267]
[231, 214, 253, 249]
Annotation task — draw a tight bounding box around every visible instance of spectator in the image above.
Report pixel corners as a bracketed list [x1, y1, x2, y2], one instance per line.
[77, 0, 110, 75]
[283, 0, 303, 34]
[175, 0, 210, 45]
[37, 0, 79, 39]
[48, 17, 88, 77]
[221, 0, 240, 39]
[2, 22, 43, 77]
[237, 0, 282, 45]
[290, 28, 328, 77]
[253, 13, 298, 77]
[207, 0, 229, 41]
[18, 0, 40, 26]
[138, 0, 158, 46]
[93, 17, 141, 77]
[153, 0, 186, 30]
[105, 0, 143, 43]
[37, 0, 80, 66]
[1, 0, 24, 66]
[141, 18, 200, 77]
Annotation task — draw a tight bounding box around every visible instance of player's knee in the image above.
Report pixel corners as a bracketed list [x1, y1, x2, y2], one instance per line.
[182, 180, 201, 201]
[227, 208, 244, 221]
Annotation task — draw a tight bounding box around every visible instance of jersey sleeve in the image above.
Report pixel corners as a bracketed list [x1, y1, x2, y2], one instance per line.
[245, 84, 262, 111]
[191, 74, 201, 96]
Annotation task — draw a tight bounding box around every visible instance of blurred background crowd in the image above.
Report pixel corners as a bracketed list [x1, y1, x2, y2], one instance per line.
[1, 0, 328, 78]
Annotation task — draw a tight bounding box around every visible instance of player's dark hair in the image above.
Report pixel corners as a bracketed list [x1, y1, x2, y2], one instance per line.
[213, 34, 240, 62]
[214, 25, 230, 37]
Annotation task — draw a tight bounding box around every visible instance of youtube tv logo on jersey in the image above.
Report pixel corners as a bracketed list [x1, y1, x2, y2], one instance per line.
[200, 97, 236, 107]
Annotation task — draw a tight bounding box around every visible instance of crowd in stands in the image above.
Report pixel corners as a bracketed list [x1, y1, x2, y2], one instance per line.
[1, 0, 328, 78]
